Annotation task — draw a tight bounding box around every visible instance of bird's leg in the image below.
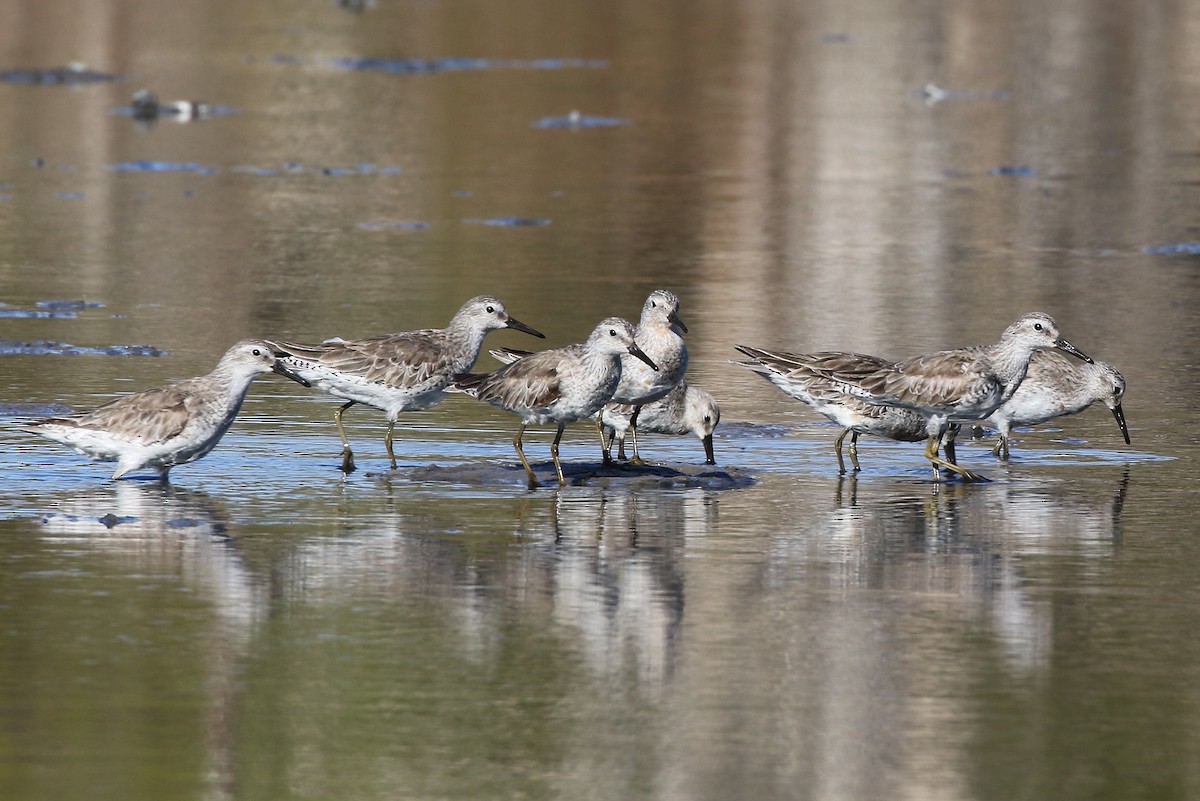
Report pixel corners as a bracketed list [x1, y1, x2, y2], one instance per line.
[926, 434, 988, 482]
[628, 406, 647, 464]
[943, 430, 959, 466]
[384, 420, 398, 470]
[849, 431, 862, 472]
[833, 429, 849, 474]
[596, 417, 614, 466]
[551, 423, 567, 486]
[335, 401, 357, 473]
[514, 423, 539, 489]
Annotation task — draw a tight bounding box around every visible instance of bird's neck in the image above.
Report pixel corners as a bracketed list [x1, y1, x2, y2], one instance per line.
[446, 323, 488, 362]
[207, 362, 258, 408]
[988, 342, 1036, 396]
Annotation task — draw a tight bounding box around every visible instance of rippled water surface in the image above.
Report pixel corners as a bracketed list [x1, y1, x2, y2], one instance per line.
[3, 1, 1200, 799]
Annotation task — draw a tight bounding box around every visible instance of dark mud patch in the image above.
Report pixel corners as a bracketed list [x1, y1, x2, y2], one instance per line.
[463, 217, 551, 227]
[0, 307, 78, 319]
[36, 300, 105, 311]
[0, 339, 167, 357]
[373, 460, 756, 490]
[0, 402, 73, 418]
[533, 112, 630, 129]
[0, 66, 121, 85]
[990, 165, 1036, 177]
[110, 161, 219, 175]
[358, 220, 429, 231]
[229, 162, 401, 177]
[315, 164, 402, 176]
[1144, 241, 1200, 255]
[330, 56, 607, 74]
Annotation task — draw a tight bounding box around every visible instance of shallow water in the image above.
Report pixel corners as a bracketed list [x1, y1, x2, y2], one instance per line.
[4, 1, 1200, 799]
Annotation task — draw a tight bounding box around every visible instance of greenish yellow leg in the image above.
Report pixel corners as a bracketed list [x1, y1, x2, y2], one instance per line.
[628, 406, 647, 465]
[513, 423, 539, 488]
[848, 431, 862, 472]
[926, 435, 988, 482]
[385, 421, 398, 470]
[833, 429, 849, 474]
[335, 401, 357, 473]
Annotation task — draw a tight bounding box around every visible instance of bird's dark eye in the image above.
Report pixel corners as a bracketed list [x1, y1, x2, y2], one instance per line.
[252, 348, 263, 356]
[610, 329, 618, 336]
[1033, 323, 1043, 331]
[704, 415, 711, 423]
[486, 305, 496, 314]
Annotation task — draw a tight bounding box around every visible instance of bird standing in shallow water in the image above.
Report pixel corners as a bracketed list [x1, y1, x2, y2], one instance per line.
[454, 317, 659, 488]
[733, 346, 954, 473]
[601, 380, 721, 465]
[956, 349, 1128, 459]
[605, 289, 689, 464]
[269, 295, 544, 473]
[25, 339, 282, 480]
[800, 312, 1092, 481]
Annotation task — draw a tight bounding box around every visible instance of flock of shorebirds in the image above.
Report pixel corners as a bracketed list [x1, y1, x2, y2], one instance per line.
[21, 291, 1129, 487]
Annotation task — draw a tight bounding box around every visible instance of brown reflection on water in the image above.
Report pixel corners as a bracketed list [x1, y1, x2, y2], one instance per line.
[0, 458, 1185, 800]
[691, 1, 1200, 389]
[15, 482, 262, 800]
[659, 469, 1134, 800]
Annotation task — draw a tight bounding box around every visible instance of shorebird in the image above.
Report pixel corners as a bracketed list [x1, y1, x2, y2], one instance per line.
[733, 346, 951, 473]
[800, 313, 1092, 481]
[269, 295, 543, 473]
[453, 317, 658, 488]
[606, 289, 689, 463]
[25, 339, 282, 480]
[488, 290, 688, 464]
[601, 381, 721, 465]
[958, 349, 1128, 459]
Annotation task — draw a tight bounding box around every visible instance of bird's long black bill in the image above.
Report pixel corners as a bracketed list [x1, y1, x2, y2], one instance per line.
[628, 343, 659, 371]
[702, 433, 716, 465]
[506, 317, 545, 338]
[670, 311, 689, 334]
[272, 360, 312, 388]
[1112, 403, 1131, 444]
[1054, 337, 1093, 364]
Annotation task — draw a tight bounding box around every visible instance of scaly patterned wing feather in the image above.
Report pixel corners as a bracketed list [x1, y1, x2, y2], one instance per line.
[735, 346, 892, 379]
[488, 346, 534, 366]
[470, 347, 573, 411]
[836, 349, 994, 409]
[54, 382, 194, 443]
[278, 330, 454, 391]
[736, 347, 894, 404]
